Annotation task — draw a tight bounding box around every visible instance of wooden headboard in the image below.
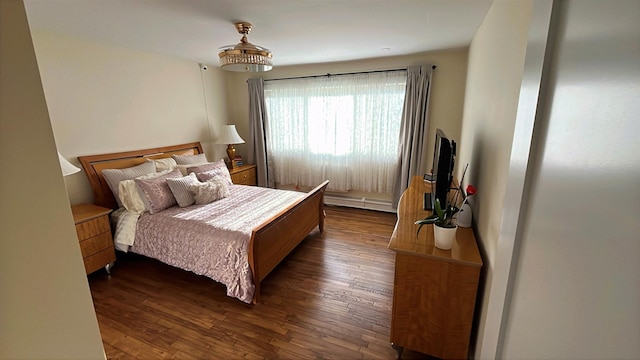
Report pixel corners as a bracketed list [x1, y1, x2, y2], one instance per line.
[78, 142, 204, 209]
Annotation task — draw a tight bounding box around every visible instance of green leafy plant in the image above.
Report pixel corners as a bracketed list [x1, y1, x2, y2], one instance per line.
[415, 184, 477, 235]
[415, 197, 459, 232]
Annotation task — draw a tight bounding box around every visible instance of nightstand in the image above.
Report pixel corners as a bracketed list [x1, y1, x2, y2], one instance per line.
[229, 164, 257, 186]
[71, 204, 116, 275]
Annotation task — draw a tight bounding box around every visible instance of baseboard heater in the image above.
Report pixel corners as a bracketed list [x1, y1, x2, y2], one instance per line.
[324, 195, 396, 213]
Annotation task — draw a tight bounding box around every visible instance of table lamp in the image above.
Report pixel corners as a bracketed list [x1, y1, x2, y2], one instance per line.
[216, 125, 245, 168]
[58, 151, 81, 176]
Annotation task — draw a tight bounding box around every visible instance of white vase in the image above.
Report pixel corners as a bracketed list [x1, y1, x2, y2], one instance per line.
[433, 224, 457, 250]
[457, 203, 472, 228]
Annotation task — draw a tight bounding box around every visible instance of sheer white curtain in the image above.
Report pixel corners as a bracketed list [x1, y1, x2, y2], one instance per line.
[264, 71, 407, 193]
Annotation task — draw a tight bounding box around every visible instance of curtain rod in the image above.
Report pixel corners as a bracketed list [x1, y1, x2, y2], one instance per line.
[263, 64, 437, 82]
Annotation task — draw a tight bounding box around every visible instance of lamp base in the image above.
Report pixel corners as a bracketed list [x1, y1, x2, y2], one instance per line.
[226, 145, 236, 168]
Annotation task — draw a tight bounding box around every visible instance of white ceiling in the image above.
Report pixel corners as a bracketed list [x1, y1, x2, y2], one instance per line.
[24, 0, 493, 68]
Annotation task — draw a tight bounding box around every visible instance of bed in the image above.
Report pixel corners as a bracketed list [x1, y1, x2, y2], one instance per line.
[78, 142, 329, 304]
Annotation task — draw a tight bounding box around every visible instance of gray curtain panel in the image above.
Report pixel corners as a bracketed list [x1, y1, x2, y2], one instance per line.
[392, 65, 434, 208]
[247, 78, 270, 188]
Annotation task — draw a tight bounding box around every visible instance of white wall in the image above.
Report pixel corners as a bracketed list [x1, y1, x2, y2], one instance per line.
[30, 32, 230, 205]
[0, 1, 105, 358]
[502, 0, 640, 358]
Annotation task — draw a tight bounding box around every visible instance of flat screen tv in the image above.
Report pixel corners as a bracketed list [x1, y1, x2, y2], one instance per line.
[424, 128, 456, 211]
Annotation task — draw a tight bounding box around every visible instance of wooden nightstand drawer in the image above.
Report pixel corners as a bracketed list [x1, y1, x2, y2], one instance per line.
[79, 232, 113, 258]
[231, 171, 256, 185]
[230, 164, 257, 186]
[75, 215, 110, 240]
[71, 204, 115, 275]
[83, 248, 116, 275]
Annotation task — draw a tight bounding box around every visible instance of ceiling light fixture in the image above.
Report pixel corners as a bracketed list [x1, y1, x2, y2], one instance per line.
[218, 22, 273, 72]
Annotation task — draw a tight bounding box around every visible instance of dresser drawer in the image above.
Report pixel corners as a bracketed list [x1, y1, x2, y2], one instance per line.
[79, 232, 113, 258]
[75, 215, 110, 240]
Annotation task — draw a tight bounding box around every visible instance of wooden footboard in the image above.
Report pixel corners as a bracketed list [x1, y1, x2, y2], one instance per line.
[248, 180, 329, 304]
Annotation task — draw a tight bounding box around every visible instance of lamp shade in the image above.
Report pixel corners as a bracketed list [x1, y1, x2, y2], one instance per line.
[58, 152, 81, 176]
[216, 125, 245, 145]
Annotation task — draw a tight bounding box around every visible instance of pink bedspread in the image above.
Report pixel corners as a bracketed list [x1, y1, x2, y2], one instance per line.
[131, 185, 305, 303]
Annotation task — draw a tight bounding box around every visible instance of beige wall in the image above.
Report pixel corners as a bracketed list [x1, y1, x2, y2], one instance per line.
[459, 0, 534, 358]
[459, 1, 531, 264]
[0, 1, 105, 358]
[222, 49, 469, 177]
[30, 32, 230, 205]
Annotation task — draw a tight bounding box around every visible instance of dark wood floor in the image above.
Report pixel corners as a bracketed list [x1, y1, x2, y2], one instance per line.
[88, 205, 404, 359]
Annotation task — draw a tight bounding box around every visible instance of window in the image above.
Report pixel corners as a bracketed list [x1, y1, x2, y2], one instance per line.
[264, 70, 407, 194]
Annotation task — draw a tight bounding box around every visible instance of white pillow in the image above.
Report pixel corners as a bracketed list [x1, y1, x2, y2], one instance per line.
[118, 170, 173, 214]
[188, 177, 230, 205]
[147, 157, 177, 172]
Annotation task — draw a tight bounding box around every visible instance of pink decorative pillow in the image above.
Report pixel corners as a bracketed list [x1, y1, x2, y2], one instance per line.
[188, 159, 232, 185]
[119, 169, 174, 214]
[134, 169, 182, 214]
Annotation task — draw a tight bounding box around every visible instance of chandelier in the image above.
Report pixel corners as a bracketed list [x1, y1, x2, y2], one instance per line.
[218, 22, 273, 72]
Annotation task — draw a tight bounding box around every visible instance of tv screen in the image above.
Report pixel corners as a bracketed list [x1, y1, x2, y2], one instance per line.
[424, 129, 456, 211]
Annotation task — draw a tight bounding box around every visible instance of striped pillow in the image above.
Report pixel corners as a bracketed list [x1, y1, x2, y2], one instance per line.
[172, 153, 208, 165]
[166, 173, 200, 207]
[102, 161, 156, 207]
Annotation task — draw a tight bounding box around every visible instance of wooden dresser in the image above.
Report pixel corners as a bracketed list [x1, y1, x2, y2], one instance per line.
[388, 176, 482, 359]
[71, 203, 116, 275]
[229, 164, 257, 186]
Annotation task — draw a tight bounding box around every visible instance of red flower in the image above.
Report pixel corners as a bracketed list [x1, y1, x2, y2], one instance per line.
[466, 184, 477, 196]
